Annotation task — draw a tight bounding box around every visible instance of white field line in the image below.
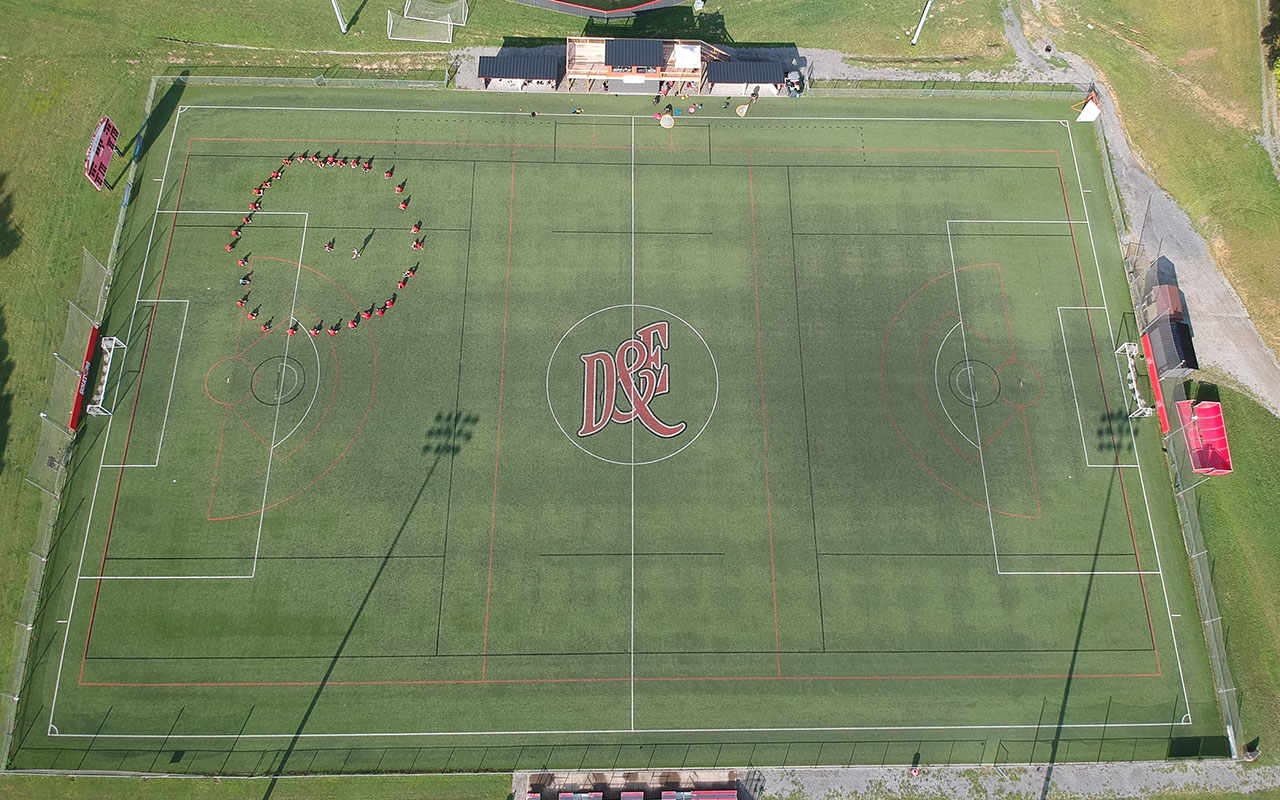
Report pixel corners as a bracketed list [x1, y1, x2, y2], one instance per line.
[152, 300, 189, 465]
[152, 210, 306, 215]
[250, 213, 308, 578]
[77, 573, 255, 581]
[934, 322, 980, 449]
[47, 107, 186, 734]
[946, 221, 1000, 573]
[1065, 124, 1191, 720]
[179, 106, 1075, 125]
[47, 717, 1192, 740]
[273, 316, 323, 449]
[998, 570, 1164, 576]
[629, 115, 637, 732]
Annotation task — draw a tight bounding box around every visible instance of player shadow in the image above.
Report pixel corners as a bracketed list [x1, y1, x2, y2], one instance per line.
[259, 411, 479, 799]
[1036, 467, 1115, 797]
[0, 305, 14, 478]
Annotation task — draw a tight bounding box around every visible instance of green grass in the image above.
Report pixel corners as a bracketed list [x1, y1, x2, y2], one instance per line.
[1026, 1, 1280, 350]
[1196, 386, 1280, 760]
[3, 85, 1222, 774]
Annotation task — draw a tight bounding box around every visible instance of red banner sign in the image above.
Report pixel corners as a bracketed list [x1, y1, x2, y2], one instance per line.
[84, 116, 119, 190]
[69, 326, 100, 432]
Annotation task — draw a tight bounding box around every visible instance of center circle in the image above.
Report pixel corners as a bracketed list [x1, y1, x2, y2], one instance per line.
[949, 359, 1000, 408]
[252, 355, 306, 406]
[547, 304, 718, 466]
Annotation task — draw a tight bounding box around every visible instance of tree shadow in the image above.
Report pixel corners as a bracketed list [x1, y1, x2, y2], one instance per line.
[0, 304, 13, 478]
[1264, 0, 1279, 70]
[0, 173, 20, 260]
[259, 411, 478, 798]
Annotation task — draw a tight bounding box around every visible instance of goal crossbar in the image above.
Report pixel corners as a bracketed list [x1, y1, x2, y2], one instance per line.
[86, 336, 125, 417]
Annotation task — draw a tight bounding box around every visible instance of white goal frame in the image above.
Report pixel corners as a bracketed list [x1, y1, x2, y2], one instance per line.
[85, 336, 125, 417]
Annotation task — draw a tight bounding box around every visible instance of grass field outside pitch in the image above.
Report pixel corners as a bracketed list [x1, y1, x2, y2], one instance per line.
[7, 86, 1223, 774]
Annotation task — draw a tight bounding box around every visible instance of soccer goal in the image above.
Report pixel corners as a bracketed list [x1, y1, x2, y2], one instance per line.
[86, 336, 126, 418]
[388, 0, 468, 43]
[1115, 341, 1155, 419]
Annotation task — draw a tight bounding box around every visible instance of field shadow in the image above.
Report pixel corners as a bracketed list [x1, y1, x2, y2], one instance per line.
[1037, 468, 1115, 797]
[138, 70, 188, 163]
[260, 410, 479, 798]
[347, 0, 371, 28]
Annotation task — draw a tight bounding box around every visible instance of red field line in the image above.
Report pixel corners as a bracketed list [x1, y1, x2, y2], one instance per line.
[204, 258, 378, 522]
[1054, 155, 1160, 672]
[746, 152, 783, 678]
[79, 138, 194, 684]
[480, 152, 518, 680]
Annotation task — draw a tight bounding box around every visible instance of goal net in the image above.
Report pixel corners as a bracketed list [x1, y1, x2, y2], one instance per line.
[405, 0, 468, 26]
[86, 337, 125, 418]
[388, 0, 468, 43]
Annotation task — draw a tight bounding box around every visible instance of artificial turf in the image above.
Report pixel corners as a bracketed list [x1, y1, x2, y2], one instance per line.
[7, 85, 1223, 773]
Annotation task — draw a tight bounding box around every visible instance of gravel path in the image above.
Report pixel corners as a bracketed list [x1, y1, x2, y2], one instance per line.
[450, 1, 1280, 416]
[759, 762, 1280, 800]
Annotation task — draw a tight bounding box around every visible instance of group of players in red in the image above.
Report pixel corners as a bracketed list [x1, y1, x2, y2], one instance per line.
[227, 153, 422, 337]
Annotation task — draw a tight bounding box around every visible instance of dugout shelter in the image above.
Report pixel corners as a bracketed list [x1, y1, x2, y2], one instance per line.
[705, 60, 787, 96]
[478, 55, 563, 90]
[1144, 315, 1198, 380]
[564, 36, 728, 91]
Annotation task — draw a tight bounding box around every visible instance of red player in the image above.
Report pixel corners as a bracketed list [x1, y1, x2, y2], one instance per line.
[309, 323, 322, 336]
[384, 169, 393, 179]
[395, 183, 404, 194]
[399, 200, 408, 210]
[325, 242, 334, 252]
[411, 240, 423, 250]
[237, 295, 248, 307]
[375, 305, 386, 316]
[283, 157, 293, 166]
[250, 202, 262, 211]
[253, 187, 263, 196]
[271, 170, 281, 179]
[225, 243, 234, 252]
[411, 223, 420, 233]
[328, 326, 338, 336]
[237, 258, 248, 267]
[231, 228, 241, 237]
[310, 154, 319, 163]
[261, 322, 271, 333]
[360, 309, 372, 320]
[348, 318, 358, 329]
[287, 324, 298, 336]
[261, 180, 270, 189]
[397, 279, 406, 289]
[386, 297, 395, 308]
[362, 161, 372, 172]
[247, 309, 258, 320]
[326, 155, 336, 166]
[242, 215, 252, 225]
[337, 159, 346, 168]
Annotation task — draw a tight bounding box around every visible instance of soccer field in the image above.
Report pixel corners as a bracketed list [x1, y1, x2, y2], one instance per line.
[9, 85, 1224, 774]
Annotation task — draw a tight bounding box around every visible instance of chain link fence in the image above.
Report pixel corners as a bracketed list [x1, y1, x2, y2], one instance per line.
[1124, 239, 1247, 760]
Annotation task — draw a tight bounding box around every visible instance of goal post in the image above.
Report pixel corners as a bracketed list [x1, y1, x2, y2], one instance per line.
[86, 336, 125, 418]
[388, 0, 467, 43]
[1115, 341, 1155, 419]
[404, 0, 468, 26]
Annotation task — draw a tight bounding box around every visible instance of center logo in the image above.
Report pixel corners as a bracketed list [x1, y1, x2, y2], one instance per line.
[548, 305, 717, 465]
[579, 321, 686, 439]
